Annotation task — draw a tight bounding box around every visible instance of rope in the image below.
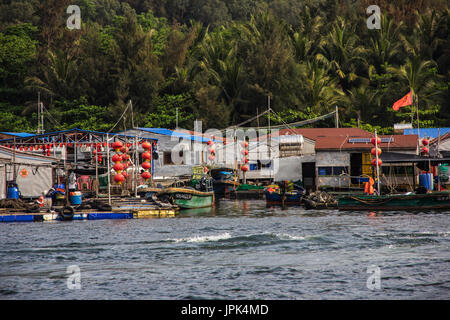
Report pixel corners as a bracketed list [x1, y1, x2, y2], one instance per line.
[107, 101, 131, 133]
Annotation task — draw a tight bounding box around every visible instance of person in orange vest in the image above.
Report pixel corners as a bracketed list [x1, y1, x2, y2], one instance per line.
[364, 177, 375, 195]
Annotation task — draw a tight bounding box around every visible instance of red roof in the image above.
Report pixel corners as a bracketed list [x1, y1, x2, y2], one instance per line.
[315, 134, 419, 151]
[276, 128, 373, 141]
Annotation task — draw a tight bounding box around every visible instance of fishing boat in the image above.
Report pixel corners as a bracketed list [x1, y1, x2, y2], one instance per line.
[157, 177, 214, 209]
[157, 187, 214, 209]
[338, 127, 450, 211]
[209, 167, 239, 196]
[338, 191, 450, 211]
[264, 182, 305, 205]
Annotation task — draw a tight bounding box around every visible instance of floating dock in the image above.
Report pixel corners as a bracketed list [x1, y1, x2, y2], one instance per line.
[0, 200, 178, 223]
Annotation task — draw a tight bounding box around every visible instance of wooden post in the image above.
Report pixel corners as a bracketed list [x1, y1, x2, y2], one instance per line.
[335, 106, 339, 128]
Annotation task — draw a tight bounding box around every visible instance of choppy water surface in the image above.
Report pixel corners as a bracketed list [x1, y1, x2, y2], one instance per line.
[0, 199, 449, 299]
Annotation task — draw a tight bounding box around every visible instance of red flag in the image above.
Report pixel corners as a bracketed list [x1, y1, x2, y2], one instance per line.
[392, 91, 413, 111]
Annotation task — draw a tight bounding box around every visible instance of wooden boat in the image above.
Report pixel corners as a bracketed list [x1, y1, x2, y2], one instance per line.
[157, 187, 214, 209]
[210, 168, 239, 196]
[338, 191, 450, 211]
[264, 183, 305, 205]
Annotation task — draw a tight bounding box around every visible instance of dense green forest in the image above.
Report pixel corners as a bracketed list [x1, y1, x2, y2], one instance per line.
[0, 0, 448, 134]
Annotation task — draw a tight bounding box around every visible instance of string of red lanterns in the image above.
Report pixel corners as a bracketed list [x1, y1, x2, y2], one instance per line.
[141, 141, 152, 183]
[241, 140, 249, 172]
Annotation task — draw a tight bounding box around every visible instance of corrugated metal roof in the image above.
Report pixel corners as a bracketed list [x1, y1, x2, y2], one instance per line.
[0, 128, 157, 142]
[404, 128, 450, 139]
[315, 135, 418, 151]
[137, 128, 220, 143]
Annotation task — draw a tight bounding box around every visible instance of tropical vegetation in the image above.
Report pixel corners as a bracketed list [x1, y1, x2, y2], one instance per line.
[0, 0, 448, 134]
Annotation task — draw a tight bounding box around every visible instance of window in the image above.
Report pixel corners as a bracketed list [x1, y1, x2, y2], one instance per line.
[163, 152, 174, 165]
[333, 166, 349, 175]
[318, 166, 349, 176]
[318, 167, 332, 176]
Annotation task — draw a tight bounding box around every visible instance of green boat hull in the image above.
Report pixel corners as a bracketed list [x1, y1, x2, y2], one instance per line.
[338, 191, 450, 211]
[161, 188, 214, 209]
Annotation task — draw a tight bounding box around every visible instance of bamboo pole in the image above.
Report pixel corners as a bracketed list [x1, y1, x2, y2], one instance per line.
[375, 129, 381, 194]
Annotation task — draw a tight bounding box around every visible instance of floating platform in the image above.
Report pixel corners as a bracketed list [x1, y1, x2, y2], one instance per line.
[0, 207, 178, 223]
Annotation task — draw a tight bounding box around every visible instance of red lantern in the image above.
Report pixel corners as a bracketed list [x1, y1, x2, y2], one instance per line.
[141, 171, 152, 181]
[208, 147, 215, 153]
[371, 148, 382, 156]
[142, 141, 152, 150]
[120, 146, 129, 154]
[112, 141, 123, 152]
[241, 149, 249, 156]
[113, 163, 124, 173]
[47, 150, 51, 156]
[207, 140, 213, 146]
[35, 145, 39, 151]
[122, 171, 128, 178]
[142, 152, 152, 161]
[114, 173, 125, 185]
[371, 137, 381, 145]
[209, 154, 215, 161]
[242, 141, 249, 148]
[241, 165, 249, 172]
[122, 153, 130, 161]
[421, 147, 429, 154]
[112, 153, 122, 163]
[142, 161, 151, 170]
[371, 158, 382, 166]
[422, 139, 429, 146]
[243, 157, 249, 163]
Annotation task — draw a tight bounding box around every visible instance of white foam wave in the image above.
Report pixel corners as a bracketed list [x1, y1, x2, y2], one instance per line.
[170, 232, 232, 243]
[275, 233, 307, 241]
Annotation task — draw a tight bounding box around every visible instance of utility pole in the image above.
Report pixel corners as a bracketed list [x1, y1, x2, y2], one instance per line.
[335, 105, 339, 128]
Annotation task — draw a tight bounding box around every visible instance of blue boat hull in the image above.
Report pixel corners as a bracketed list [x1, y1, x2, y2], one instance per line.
[265, 191, 303, 204]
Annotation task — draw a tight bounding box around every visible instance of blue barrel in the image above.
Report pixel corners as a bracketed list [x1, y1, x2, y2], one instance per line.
[69, 192, 82, 205]
[419, 173, 434, 191]
[7, 184, 20, 199]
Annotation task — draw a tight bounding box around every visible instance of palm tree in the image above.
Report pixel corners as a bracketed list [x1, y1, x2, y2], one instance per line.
[298, 62, 347, 114]
[367, 14, 403, 72]
[25, 49, 78, 102]
[387, 55, 438, 108]
[315, 17, 369, 91]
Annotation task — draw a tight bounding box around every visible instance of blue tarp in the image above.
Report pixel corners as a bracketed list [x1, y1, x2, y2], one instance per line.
[0, 132, 35, 138]
[404, 128, 450, 139]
